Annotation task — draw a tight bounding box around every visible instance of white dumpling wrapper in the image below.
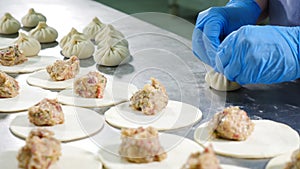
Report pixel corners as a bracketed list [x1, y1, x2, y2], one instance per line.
[94, 39, 130, 66]
[14, 32, 41, 56]
[29, 22, 58, 43]
[21, 8, 46, 28]
[62, 34, 95, 59]
[83, 17, 105, 40]
[0, 13, 21, 34]
[59, 27, 86, 48]
[97, 33, 128, 49]
[205, 70, 241, 91]
[95, 24, 125, 44]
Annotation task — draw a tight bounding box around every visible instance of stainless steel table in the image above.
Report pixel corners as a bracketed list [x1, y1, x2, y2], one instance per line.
[0, 0, 299, 169]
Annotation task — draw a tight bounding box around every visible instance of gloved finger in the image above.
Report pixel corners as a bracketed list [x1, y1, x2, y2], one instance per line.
[192, 27, 217, 67]
[203, 20, 222, 48]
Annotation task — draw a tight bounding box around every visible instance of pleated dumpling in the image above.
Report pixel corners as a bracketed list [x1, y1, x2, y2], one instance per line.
[83, 17, 105, 40]
[29, 22, 58, 43]
[205, 70, 241, 91]
[94, 38, 130, 66]
[21, 8, 46, 28]
[14, 32, 41, 56]
[62, 34, 95, 59]
[59, 27, 86, 48]
[95, 24, 125, 44]
[0, 13, 21, 34]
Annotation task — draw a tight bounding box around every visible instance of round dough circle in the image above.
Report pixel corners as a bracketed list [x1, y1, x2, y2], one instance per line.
[0, 86, 50, 112]
[265, 151, 296, 169]
[0, 145, 102, 169]
[98, 133, 249, 169]
[194, 120, 300, 158]
[57, 82, 138, 108]
[10, 106, 105, 142]
[0, 55, 58, 74]
[27, 69, 74, 90]
[105, 100, 202, 130]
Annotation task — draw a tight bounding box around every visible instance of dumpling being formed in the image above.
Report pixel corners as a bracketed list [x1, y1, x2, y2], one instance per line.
[83, 17, 105, 40]
[62, 34, 94, 59]
[0, 13, 21, 34]
[94, 38, 130, 66]
[0, 45, 28, 66]
[14, 32, 41, 56]
[59, 27, 86, 48]
[95, 24, 125, 45]
[21, 8, 46, 28]
[29, 22, 58, 43]
[205, 70, 241, 91]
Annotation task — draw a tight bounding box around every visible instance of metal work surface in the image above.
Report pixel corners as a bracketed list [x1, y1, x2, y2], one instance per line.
[0, 0, 299, 169]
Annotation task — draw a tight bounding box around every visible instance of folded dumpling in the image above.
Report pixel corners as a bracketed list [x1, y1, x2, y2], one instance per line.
[0, 13, 21, 34]
[205, 70, 241, 91]
[83, 17, 105, 40]
[14, 32, 41, 56]
[29, 22, 58, 43]
[95, 24, 125, 45]
[59, 27, 86, 48]
[94, 38, 130, 66]
[62, 34, 95, 59]
[21, 8, 46, 28]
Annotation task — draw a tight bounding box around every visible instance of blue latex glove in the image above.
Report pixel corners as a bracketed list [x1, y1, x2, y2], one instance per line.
[192, 0, 261, 67]
[215, 25, 300, 85]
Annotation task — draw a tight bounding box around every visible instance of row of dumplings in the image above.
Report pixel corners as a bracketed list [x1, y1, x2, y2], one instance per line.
[0, 8, 130, 66]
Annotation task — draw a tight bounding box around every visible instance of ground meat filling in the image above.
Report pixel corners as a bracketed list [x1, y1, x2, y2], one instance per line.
[285, 149, 300, 169]
[28, 98, 64, 126]
[181, 145, 221, 169]
[17, 128, 61, 169]
[211, 106, 254, 141]
[74, 71, 107, 98]
[0, 71, 19, 98]
[130, 78, 168, 115]
[119, 126, 167, 163]
[46, 55, 80, 81]
[0, 45, 28, 66]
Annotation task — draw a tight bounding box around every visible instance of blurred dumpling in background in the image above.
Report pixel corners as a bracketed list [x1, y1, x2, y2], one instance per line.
[29, 21, 58, 43]
[95, 24, 125, 45]
[62, 34, 94, 59]
[0, 13, 21, 34]
[14, 32, 41, 56]
[59, 27, 86, 48]
[83, 17, 105, 40]
[21, 8, 46, 28]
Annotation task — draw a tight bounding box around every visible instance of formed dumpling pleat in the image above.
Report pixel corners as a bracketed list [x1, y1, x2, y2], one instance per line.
[21, 8, 46, 28]
[14, 32, 41, 56]
[83, 17, 105, 40]
[94, 38, 130, 66]
[205, 70, 241, 91]
[29, 21, 58, 43]
[0, 13, 21, 34]
[59, 27, 86, 48]
[95, 24, 125, 44]
[62, 34, 95, 59]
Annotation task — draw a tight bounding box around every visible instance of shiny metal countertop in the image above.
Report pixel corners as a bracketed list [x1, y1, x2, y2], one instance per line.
[0, 0, 299, 169]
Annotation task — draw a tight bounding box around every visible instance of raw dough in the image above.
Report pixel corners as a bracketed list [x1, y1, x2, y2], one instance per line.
[14, 32, 41, 56]
[59, 27, 86, 48]
[21, 8, 46, 28]
[83, 17, 105, 40]
[205, 70, 241, 91]
[104, 100, 202, 130]
[29, 22, 58, 43]
[62, 34, 94, 59]
[194, 120, 300, 158]
[0, 13, 21, 34]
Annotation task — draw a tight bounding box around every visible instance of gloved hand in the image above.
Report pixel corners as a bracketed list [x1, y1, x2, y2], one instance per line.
[215, 25, 300, 85]
[192, 0, 261, 67]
